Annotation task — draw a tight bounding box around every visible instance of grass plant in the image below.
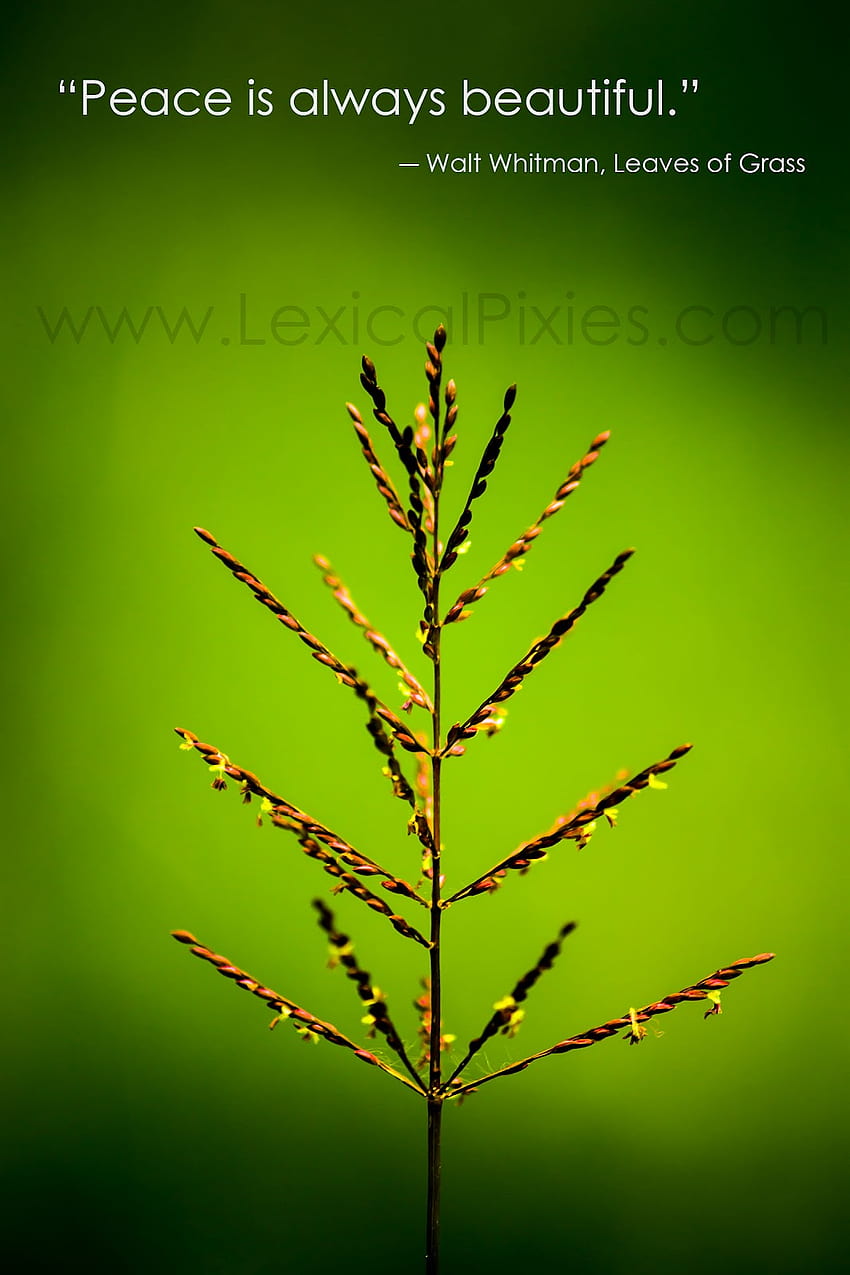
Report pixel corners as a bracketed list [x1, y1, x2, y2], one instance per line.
[171, 327, 774, 1272]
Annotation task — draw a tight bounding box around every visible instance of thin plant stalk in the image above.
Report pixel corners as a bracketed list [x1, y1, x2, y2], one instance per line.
[426, 361, 445, 1275]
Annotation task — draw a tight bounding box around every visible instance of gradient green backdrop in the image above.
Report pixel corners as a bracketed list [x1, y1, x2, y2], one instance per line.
[4, 3, 847, 1272]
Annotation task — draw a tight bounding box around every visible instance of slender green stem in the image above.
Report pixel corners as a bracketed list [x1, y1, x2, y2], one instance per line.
[429, 671, 442, 1089]
[426, 700, 442, 1271]
[425, 433, 444, 1275]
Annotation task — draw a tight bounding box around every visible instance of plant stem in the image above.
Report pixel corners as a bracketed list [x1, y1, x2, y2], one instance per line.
[426, 454, 444, 1274]
[426, 736, 442, 1272]
[429, 672, 442, 1093]
[425, 1095, 442, 1273]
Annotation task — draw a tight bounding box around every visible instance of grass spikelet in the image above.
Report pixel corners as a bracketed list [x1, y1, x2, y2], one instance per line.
[413, 978, 455, 1071]
[313, 553, 432, 712]
[312, 899, 424, 1088]
[440, 384, 516, 572]
[359, 355, 432, 610]
[346, 400, 411, 532]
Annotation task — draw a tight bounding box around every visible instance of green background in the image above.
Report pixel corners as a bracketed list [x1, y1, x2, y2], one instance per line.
[4, 3, 846, 1271]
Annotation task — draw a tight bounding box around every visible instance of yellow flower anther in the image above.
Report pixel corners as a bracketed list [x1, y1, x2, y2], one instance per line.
[491, 996, 525, 1036]
[493, 994, 517, 1014]
[573, 820, 596, 850]
[624, 1007, 647, 1045]
[704, 990, 723, 1018]
[482, 705, 509, 738]
[505, 1009, 525, 1037]
[254, 795, 275, 827]
[208, 755, 230, 791]
[648, 773, 668, 790]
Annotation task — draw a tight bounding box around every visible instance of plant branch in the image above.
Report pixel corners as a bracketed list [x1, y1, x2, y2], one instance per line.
[358, 357, 432, 606]
[439, 384, 516, 572]
[447, 744, 692, 904]
[445, 953, 775, 1099]
[175, 729, 427, 911]
[443, 921, 577, 1089]
[444, 430, 610, 624]
[443, 548, 634, 754]
[192, 527, 425, 755]
[346, 401, 412, 533]
[313, 899, 424, 1089]
[278, 821, 430, 947]
[170, 930, 425, 1096]
[313, 554, 433, 712]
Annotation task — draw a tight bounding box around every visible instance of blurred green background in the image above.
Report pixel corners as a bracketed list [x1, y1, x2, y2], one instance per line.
[3, 2, 847, 1271]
